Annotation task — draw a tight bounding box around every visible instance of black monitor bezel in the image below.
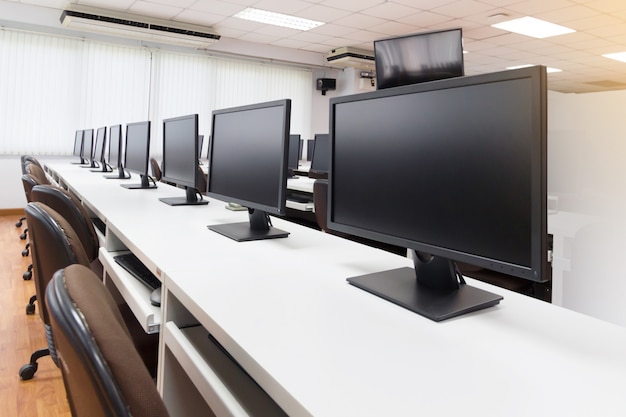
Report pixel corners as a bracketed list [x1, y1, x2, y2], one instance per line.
[81, 129, 94, 162]
[374, 27, 465, 90]
[123, 121, 151, 177]
[161, 114, 200, 190]
[310, 133, 330, 173]
[328, 66, 548, 284]
[206, 99, 291, 217]
[72, 130, 84, 157]
[288, 134, 301, 171]
[93, 126, 107, 164]
[107, 124, 123, 169]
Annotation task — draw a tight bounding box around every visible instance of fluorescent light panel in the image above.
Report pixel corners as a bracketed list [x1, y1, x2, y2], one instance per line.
[492, 16, 575, 39]
[506, 64, 562, 73]
[603, 52, 626, 63]
[234, 7, 324, 31]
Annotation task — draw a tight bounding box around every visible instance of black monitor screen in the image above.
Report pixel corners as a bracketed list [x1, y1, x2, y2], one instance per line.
[162, 114, 198, 189]
[107, 125, 122, 169]
[81, 129, 94, 161]
[159, 114, 207, 206]
[288, 134, 301, 171]
[207, 99, 291, 241]
[306, 139, 314, 162]
[375, 28, 464, 90]
[104, 124, 129, 179]
[72, 130, 83, 157]
[310, 134, 330, 173]
[198, 134, 204, 159]
[124, 121, 150, 175]
[329, 66, 547, 321]
[122, 121, 154, 189]
[93, 127, 107, 163]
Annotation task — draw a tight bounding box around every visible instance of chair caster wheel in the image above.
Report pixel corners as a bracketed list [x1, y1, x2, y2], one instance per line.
[19, 363, 38, 380]
[22, 248, 29, 257]
[20, 233, 27, 240]
[26, 303, 35, 315]
[23, 271, 32, 280]
[15, 220, 23, 227]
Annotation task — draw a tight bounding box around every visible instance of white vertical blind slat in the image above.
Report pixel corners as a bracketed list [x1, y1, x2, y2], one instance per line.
[0, 28, 313, 156]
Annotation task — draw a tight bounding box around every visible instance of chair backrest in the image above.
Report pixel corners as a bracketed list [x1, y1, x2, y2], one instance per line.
[46, 264, 170, 417]
[25, 202, 90, 325]
[150, 157, 162, 181]
[30, 185, 99, 262]
[25, 162, 51, 185]
[21, 174, 39, 203]
[313, 179, 329, 232]
[196, 164, 207, 194]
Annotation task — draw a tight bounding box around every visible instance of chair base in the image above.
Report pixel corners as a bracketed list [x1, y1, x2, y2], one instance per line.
[19, 347, 49, 380]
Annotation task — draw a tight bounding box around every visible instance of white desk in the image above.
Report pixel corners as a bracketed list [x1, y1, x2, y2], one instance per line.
[47, 162, 626, 417]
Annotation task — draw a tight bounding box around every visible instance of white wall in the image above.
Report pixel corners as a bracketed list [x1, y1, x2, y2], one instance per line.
[547, 89, 626, 327]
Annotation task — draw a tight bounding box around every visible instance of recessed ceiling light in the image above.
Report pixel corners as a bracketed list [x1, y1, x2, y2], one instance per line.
[506, 64, 562, 73]
[491, 16, 575, 39]
[234, 8, 324, 31]
[603, 52, 626, 63]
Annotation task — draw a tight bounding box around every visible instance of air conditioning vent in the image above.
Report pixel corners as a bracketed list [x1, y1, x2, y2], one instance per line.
[327, 47, 375, 70]
[60, 7, 220, 49]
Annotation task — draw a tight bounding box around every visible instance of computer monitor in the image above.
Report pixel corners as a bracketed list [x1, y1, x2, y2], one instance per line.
[328, 65, 548, 321]
[309, 133, 330, 179]
[198, 134, 204, 161]
[288, 134, 301, 177]
[306, 139, 314, 162]
[207, 99, 291, 242]
[80, 129, 95, 168]
[121, 121, 156, 189]
[374, 28, 464, 90]
[159, 114, 208, 206]
[71, 130, 85, 164]
[90, 127, 110, 172]
[104, 124, 130, 179]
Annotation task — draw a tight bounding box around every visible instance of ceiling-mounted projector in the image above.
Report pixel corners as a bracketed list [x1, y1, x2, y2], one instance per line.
[60, 6, 220, 49]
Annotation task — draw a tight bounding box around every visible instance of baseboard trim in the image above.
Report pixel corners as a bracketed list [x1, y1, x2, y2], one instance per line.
[0, 208, 25, 216]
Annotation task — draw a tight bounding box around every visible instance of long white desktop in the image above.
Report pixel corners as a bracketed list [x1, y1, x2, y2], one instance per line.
[47, 162, 626, 417]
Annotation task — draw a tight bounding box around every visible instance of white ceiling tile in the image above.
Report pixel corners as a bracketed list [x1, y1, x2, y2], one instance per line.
[129, 1, 183, 19]
[586, 0, 626, 13]
[145, 0, 197, 7]
[188, 0, 246, 16]
[431, 0, 498, 19]
[252, 0, 313, 15]
[331, 13, 386, 30]
[396, 11, 455, 28]
[175, 10, 227, 26]
[319, 0, 388, 13]
[295, 4, 353, 22]
[360, 2, 422, 20]
[369, 21, 419, 36]
[308, 23, 359, 37]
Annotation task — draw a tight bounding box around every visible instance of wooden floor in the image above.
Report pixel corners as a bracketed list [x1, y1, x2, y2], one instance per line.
[0, 214, 71, 417]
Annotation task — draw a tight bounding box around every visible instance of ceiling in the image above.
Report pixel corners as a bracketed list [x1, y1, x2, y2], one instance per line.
[7, 0, 626, 93]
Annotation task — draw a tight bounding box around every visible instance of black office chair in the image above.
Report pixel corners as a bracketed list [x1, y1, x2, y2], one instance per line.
[19, 174, 42, 280]
[46, 264, 170, 417]
[19, 201, 91, 380]
[25, 184, 103, 315]
[150, 157, 162, 181]
[197, 163, 207, 195]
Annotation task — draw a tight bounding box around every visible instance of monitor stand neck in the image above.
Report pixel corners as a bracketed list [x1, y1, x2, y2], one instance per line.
[412, 250, 461, 294]
[249, 208, 270, 231]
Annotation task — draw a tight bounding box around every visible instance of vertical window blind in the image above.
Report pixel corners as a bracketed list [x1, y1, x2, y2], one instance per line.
[0, 28, 313, 156]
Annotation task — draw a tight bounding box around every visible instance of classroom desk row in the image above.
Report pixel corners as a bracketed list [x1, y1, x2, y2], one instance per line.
[46, 162, 626, 417]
